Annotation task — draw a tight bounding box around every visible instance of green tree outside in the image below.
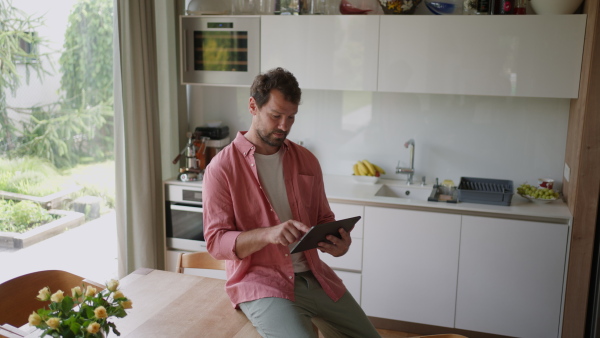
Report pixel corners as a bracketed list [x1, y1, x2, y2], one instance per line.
[2, 0, 114, 169]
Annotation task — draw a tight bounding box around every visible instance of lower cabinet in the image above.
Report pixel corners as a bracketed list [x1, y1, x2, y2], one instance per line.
[455, 216, 569, 338]
[362, 207, 461, 327]
[335, 270, 362, 305]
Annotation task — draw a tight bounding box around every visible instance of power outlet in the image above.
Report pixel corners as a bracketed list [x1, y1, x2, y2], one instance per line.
[563, 163, 571, 182]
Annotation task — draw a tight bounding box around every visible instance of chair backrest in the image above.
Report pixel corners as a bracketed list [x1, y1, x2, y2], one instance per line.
[0, 270, 104, 328]
[176, 251, 225, 273]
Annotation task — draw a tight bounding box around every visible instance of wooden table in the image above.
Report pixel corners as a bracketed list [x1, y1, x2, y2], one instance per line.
[111, 268, 260, 338]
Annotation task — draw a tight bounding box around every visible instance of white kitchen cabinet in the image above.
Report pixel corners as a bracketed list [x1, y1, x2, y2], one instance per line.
[261, 16, 380, 92]
[335, 270, 362, 305]
[455, 216, 569, 338]
[319, 203, 364, 271]
[378, 15, 586, 98]
[362, 206, 461, 327]
[319, 203, 364, 304]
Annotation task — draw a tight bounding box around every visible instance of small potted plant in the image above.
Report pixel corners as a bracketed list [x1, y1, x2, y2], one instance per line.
[28, 279, 132, 337]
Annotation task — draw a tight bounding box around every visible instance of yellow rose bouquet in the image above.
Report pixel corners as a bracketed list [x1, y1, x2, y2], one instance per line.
[29, 279, 132, 337]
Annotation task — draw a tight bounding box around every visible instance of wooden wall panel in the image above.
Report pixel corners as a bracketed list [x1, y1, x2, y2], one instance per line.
[562, 0, 600, 336]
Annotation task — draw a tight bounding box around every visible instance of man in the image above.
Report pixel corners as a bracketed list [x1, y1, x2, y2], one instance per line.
[203, 67, 380, 338]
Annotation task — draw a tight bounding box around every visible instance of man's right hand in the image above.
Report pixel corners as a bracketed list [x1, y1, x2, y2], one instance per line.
[234, 220, 311, 259]
[267, 220, 311, 246]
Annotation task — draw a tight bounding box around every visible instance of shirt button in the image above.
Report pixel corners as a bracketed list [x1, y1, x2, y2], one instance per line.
[285, 254, 288, 257]
[250, 163, 254, 167]
[289, 276, 293, 279]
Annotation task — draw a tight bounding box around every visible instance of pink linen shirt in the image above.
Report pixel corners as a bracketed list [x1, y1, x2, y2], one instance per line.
[203, 132, 346, 307]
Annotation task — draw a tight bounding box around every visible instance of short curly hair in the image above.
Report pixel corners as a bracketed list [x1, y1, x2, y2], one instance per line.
[250, 67, 302, 109]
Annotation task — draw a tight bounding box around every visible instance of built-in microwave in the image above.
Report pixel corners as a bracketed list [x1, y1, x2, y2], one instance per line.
[165, 181, 206, 252]
[180, 15, 260, 86]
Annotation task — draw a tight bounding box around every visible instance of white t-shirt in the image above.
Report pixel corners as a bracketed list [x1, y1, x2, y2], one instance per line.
[254, 149, 310, 273]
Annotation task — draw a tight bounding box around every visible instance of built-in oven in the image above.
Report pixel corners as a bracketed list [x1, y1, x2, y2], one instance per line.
[165, 181, 206, 251]
[180, 15, 260, 86]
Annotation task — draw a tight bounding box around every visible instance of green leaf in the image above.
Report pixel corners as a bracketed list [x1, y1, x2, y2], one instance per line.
[61, 296, 74, 313]
[69, 321, 80, 334]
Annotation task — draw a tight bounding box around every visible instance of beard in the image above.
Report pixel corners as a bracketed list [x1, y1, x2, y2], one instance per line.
[258, 129, 288, 147]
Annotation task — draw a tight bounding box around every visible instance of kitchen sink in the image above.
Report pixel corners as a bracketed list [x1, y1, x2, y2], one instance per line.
[374, 184, 433, 200]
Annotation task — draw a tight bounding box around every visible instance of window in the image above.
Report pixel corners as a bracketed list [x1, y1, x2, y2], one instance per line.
[0, 0, 117, 286]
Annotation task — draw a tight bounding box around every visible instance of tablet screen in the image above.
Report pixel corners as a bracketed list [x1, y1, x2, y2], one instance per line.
[289, 216, 361, 254]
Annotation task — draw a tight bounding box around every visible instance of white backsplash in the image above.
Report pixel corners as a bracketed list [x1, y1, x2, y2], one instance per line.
[189, 86, 569, 190]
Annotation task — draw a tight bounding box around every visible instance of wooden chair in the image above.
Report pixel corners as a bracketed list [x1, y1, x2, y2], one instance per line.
[0, 270, 104, 330]
[175, 251, 225, 273]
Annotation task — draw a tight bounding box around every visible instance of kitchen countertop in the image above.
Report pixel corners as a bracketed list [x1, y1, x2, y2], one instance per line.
[324, 175, 572, 225]
[164, 175, 572, 225]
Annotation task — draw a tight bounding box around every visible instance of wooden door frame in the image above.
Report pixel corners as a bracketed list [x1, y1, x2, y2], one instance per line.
[562, 0, 600, 336]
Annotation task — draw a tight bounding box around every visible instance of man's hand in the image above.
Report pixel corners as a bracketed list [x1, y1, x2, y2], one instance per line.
[235, 220, 310, 259]
[317, 228, 351, 257]
[267, 220, 311, 246]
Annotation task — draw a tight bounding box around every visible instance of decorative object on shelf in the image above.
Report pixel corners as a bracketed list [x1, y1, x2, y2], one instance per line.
[530, 0, 583, 14]
[379, 0, 423, 14]
[491, 0, 515, 14]
[463, 0, 490, 14]
[340, 0, 373, 14]
[28, 280, 132, 337]
[423, 0, 459, 14]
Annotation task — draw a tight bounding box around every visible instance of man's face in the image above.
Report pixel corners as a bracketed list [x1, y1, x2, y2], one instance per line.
[250, 89, 298, 149]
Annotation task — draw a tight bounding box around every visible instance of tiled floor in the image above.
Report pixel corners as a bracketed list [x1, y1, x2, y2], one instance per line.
[0, 211, 119, 285]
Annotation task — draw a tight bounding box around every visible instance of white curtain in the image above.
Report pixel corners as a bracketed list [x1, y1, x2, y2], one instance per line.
[113, 0, 169, 277]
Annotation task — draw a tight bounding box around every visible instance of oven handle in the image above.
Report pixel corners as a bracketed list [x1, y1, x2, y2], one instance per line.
[170, 204, 203, 213]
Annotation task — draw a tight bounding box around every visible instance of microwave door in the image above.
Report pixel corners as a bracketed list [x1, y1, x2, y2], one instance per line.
[180, 16, 259, 86]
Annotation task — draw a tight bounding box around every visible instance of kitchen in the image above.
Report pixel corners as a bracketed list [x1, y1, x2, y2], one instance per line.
[150, 1, 600, 338]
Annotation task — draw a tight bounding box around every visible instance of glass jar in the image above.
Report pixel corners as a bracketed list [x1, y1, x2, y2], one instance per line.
[256, 0, 278, 14]
[514, 0, 526, 14]
[232, 0, 257, 14]
[279, 0, 308, 14]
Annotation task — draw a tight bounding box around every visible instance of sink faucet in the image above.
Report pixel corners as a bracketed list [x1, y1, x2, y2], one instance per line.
[396, 139, 415, 185]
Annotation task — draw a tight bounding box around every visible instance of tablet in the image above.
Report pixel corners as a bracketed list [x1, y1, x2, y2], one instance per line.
[289, 216, 361, 254]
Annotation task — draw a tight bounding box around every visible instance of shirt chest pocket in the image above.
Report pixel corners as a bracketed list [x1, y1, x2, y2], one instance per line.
[296, 174, 314, 209]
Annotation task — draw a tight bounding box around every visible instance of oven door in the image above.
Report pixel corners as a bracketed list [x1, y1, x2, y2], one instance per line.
[166, 203, 206, 251]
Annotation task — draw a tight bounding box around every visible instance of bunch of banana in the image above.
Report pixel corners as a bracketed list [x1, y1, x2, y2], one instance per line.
[353, 160, 386, 177]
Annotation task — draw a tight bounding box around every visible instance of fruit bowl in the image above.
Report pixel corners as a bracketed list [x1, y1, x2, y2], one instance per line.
[518, 193, 558, 205]
[378, 0, 422, 14]
[353, 175, 380, 184]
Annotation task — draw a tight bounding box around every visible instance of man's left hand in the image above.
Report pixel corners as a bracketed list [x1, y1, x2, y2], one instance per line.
[317, 228, 351, 257]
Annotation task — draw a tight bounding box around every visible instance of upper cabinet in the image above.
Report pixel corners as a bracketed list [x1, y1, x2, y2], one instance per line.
[378, 15, 587, 98]
[260, 15, 586, 98]
[260, 16, 380, 91]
